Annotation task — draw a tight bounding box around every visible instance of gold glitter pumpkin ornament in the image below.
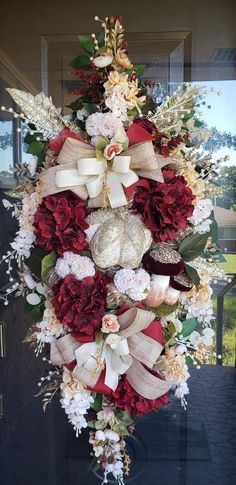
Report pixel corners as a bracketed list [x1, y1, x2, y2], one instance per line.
[85, 207, 152, 269]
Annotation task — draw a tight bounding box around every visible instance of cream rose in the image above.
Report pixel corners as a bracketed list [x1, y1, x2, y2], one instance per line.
[103, 142, 123, 160]
[101, 314, 120, 334]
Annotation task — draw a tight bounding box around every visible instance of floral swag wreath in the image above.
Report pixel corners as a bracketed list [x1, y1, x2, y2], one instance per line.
[1, 14, 229, 485]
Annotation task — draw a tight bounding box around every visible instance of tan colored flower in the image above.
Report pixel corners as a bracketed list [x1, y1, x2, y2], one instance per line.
[104, 71, 128, 91]
[155, 347, 189, 384]
[186, 282, 212, 306]
[115, 49, 133, 69]
[101, 314, 120, 334]
[179, 162, 205, 201]
[125, 80, 146, 110]
[60, 368, 86, 400]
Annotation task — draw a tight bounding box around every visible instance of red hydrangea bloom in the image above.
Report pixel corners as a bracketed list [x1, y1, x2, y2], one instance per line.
[52, 273, 109, 339]
[132, 167, 195, 242]
[110, 375, 168, 416]
[34, 191, 88, 255]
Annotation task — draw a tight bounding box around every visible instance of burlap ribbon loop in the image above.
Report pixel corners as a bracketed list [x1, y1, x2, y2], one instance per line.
[50, 308, 173, 399]
[40, 137, 169, 207]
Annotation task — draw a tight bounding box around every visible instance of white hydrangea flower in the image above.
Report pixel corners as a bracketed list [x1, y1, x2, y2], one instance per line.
[194, 218, 212, 234]
[114, 268, 150, 301]
[55, 252, 95, 280]
[188, 198, 213, 234]
[85, 112, 123, 139]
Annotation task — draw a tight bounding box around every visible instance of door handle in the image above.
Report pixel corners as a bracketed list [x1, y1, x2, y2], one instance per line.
[0, 394, 3, 418]
[0, 322, 6, 358]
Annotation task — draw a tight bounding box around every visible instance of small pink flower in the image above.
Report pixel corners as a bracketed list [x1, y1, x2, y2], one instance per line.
[101, 314, 120, 334]
[103, 143, 123, 160]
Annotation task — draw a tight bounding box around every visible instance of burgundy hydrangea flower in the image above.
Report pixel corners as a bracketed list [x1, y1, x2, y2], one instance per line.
[34, 191, 88, 256]
[133, 117, 187, 157]
[110, 375, 168, 416]
[52, 273, 109, 338]
[132, 167, 195, 242]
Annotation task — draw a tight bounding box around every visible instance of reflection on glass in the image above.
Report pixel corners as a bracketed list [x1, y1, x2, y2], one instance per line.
[0, 119, 14, 188]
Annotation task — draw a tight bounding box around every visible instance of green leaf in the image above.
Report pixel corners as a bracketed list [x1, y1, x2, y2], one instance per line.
[27, 140, 45, 156]
[41, 251, 57, 279]
[25, 248, 48, 279]
[185, 355, 194, 365]
[135, 64, 145, 77]
[24, 132, 41, 145]
[218, 253, 226, 262]
[95, 137, 109, 161]
[91, 393, 103, 412]
[97, 31, 105, 48]
[179, 317, 197, 338]
[182, 109, 195, 123]
[69, 54, 90, 69]
[184, 263, 200, 286]
[209, 210, 219, 243]
[24, 301, 45, 322]
[83, 102, 99, 114]
[79, 35, 95, 55]
[179, 233, 209, 262]
[194, 119, 203, 128]
[163, 322, 176, 345]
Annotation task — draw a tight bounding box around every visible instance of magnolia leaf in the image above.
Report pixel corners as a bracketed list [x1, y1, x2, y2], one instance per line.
[179, 317, 197, 338]
[135, 64, 145, 77]
[184, 263, 200, 286]
[194, 119, 203, 128]
[95, 137, 109, 161]
[209, 210, 219, 243]
[79, 35, 95, 55]
[163, 322, 176, 345]
[91, 393, 103, 412]
[25, 248, 47, 278]
[41, 251, 57, 279]
[83, 102, 99, 114]
[97, 31, 105, 48]
[69, 54, 90, 69]
[182, 109, 195, 123]
[178, 233, 209, 262]
[88, 420, 96, 428]
[27, 140, 45, 156]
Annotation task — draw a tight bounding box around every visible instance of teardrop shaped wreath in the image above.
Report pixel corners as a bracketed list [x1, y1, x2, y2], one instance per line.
[1, 15, 228, 484]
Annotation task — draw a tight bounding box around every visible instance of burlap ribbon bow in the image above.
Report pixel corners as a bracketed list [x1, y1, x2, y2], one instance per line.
[50, 307, 173, 399]
[40, 137, 169, 209]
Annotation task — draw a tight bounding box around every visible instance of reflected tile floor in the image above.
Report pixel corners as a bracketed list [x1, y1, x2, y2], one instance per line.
[0, 365, 235, 485]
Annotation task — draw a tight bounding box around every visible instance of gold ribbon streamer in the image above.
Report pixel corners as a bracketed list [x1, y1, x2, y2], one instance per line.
[50, 308, 173, 399]
[40, 137, 170, 208]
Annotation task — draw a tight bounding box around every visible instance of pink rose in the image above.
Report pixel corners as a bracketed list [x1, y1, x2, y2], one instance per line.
[101, 314, 120, 333]
[103, 143, 123, 160]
